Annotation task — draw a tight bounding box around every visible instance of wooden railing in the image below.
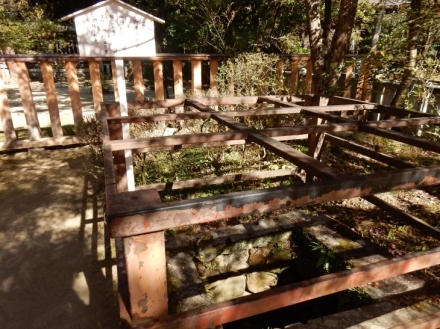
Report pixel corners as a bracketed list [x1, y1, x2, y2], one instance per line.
[0, 53, 369, 150]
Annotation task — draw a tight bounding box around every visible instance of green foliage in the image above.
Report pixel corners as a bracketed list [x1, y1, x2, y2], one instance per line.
[310, 241, 336, 273]
[215, 53, 284, 96]
[0, 0, 66, 53]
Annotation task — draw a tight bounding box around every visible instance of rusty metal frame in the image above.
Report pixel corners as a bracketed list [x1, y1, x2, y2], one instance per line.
[102, 95, 440, 328]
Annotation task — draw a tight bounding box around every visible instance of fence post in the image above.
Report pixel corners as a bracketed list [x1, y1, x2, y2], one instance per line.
[40, 61, 63, 138]
[153, 60, 164, 100]
[0, 68, 17, 143]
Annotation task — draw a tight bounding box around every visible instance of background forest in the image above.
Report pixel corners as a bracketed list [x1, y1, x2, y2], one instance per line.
[1, 0, 440, 105]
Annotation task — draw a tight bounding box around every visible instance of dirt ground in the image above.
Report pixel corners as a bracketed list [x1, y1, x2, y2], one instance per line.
[0, 147, 119, 329]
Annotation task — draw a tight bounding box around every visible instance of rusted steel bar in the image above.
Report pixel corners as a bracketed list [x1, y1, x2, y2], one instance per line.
[89, 60, 103, 112]
[330, 95, 375, 105]
[302, 108, 440, 131]
[127, 99, 185, 109]
[324, 134, 413, 169]
[363, 195, 440, 240]
[138, 247, 440, 329]
[108, 165, 440, 237]
[108, 112, 212, 123]
[187, 99, 341, 179]
[361, 125, 440, 154]
[199, 96, 260, 105]
[133, 60, 145, 102]
[373, 105, 438, 118]
[390, 311, 440, 329]
[258, 96, 303, 108]
[301, 104, 376, 112]
[124, 227, 168, 324]
[0, 68, 17, 143]
[136, 168, 296, 192]
[132, 139, 247, 153]
[109, 132, 248, 152]
[65, 60, 83, 127]
[15, 61, 41, 140]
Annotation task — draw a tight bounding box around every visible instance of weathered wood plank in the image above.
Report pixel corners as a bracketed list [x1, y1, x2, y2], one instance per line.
[40, 61, 63, 138]
[15, 61, 41, 140]
[344, 64, 353, 98]
[0, 68, 17, 142]
[89, 60, 103, 112]
[65, 61, 83, 127]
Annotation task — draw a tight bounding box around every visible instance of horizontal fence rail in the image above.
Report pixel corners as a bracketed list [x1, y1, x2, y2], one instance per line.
[0, 53, 371, 151]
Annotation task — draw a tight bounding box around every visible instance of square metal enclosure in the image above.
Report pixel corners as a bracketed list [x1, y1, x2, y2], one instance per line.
[101, 95, 440, 328]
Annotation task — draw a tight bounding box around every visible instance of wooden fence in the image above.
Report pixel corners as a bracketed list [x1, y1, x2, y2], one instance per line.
[0, 53, 369, 151]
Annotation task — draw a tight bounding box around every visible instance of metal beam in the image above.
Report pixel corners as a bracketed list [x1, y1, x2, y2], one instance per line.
[137, 247, 440, 329]
[108, 165, 440, 237]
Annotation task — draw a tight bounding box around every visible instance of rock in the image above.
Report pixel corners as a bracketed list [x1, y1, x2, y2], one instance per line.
[214, 250, 249, 273]
[248, 247, 272, 266]
[206, 275, 247, 303]
[246, 271, 278, 293]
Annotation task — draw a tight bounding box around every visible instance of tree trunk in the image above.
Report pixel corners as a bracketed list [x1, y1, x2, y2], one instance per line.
[390, 0, 422, 107]
[305, 0, 358, 95]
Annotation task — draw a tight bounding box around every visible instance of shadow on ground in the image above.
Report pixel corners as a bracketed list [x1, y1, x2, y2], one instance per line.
[0, 147, 119, 329]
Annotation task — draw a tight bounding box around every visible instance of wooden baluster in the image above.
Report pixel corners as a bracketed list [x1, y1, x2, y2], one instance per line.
[344, 64, 354, 98]
[209, 58, 218, 96]
[89, 61, 103, 113]
[191, 59, 202, 96]
[290, 57, 299, 95]
[132, 60, 144, 102]
[153, 60, 164, 100]
[40, 61, 63, 138]
[65, 61, 83, 128]
[111, 60, 120, 102]
[15, 62, 41, 140]
[304, 58, 313, 94]
[0, 68, 17, 143]
[173, 60, 183, 98]
[276, 59, 284, 94]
